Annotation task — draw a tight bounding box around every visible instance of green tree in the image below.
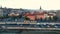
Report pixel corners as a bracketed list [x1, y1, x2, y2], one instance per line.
[49, 16, 51, 20]
[53, 16, 57, 21]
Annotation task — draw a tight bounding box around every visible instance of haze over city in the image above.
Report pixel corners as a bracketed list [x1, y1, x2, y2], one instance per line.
[0, 0, 60, 10]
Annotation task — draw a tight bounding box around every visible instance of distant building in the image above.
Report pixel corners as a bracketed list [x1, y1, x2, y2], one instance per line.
[56, 10, 60, 18]
[0, 7, 3, 16]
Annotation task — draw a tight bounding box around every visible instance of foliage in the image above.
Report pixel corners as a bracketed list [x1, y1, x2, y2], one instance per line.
[24, 16, 30, 20]
[53, 16, 57, 21]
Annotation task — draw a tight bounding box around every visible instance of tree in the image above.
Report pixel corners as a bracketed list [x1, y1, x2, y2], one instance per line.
[4, 14, 9, 18]
[24, 16, 30, 20]
[18, 15, 22, 18]
[53, 16, 57, 21]
[49, 16, 51, 21]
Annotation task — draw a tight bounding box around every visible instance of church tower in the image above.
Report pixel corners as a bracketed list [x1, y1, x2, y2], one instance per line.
[39, 6, 43, 12]
[40, 6, 42, 10]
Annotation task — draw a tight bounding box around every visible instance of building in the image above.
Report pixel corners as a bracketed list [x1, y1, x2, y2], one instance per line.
[0, 7, 3, 16]
[56, 10, 60, 18]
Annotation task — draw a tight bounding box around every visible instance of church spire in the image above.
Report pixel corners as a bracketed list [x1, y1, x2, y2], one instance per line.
[40, 6, 42, 10]
[39, 6, 43, 12]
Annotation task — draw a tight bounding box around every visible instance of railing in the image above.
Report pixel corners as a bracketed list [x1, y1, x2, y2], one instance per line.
[0, 22, 60, 30]
[0, 21, 60, 24]
[0, 26, 60, 30]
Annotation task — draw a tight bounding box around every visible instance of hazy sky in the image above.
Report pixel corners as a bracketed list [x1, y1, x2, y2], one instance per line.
[0, 0, 60, 10]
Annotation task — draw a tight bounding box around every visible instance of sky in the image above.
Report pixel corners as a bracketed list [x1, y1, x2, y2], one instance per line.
[0, 0, 60, 10]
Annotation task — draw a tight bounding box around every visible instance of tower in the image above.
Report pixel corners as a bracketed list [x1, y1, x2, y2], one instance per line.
[40, 6, 42, 10]
[39, 6, 43, 12]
